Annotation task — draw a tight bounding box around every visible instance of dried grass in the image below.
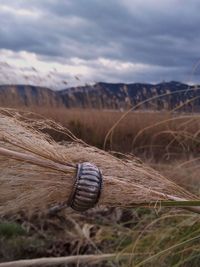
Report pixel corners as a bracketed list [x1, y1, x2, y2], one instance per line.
[0, 253, 131, 267]
[24, 107, 200, 159]
[0, 108, 199, 215]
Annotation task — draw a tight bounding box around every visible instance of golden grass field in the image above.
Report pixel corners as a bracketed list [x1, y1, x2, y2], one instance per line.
[26, 107, 200, 156]
[1, 107, 200, 266]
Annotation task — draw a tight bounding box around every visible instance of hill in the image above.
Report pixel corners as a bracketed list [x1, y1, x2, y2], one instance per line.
[0, 81, 200, 111]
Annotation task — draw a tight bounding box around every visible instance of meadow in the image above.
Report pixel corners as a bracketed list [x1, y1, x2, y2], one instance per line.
[1, 107, 200, 266]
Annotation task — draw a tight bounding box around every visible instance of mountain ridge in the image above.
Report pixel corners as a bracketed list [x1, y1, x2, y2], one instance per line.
[0, 81, 199, 111]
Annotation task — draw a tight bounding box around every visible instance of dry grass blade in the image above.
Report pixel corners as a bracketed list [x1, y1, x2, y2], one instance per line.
[0, 253, 132, 267]
[0, 109, 199, 215]
[134, 234, 200, 267]
[103, 87, 200, 149]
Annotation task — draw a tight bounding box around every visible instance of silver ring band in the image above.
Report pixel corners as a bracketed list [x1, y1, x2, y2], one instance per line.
[68, 162, 103, 212]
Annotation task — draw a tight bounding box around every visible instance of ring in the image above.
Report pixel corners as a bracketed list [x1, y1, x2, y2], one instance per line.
[68, 162, 103, 212]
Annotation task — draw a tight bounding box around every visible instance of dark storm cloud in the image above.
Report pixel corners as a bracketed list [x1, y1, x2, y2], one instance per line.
[0, 0, 200, 83]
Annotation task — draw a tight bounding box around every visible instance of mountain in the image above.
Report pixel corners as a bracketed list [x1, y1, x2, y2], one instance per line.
[0, 85, 63, 107]
[0, 81, 200, 111]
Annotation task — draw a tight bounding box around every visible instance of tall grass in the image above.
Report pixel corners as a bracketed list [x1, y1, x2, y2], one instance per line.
[24, 107, 200, 161]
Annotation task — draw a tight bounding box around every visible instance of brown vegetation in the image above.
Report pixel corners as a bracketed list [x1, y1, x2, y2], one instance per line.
[21, 107, 200, 161]
[1, 107, 200, 266]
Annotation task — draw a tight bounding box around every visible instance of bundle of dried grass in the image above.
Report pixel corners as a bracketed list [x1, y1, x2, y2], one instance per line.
[0, 108, 199, 215]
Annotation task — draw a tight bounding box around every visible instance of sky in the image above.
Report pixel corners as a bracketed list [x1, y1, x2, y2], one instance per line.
[0, 0, 200, 89]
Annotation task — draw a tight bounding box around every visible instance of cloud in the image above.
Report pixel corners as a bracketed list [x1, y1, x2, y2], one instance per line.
[0, 0, 200, 88]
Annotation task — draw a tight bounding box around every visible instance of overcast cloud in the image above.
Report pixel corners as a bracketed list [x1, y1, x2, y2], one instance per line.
[0, 0, 200, 89]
